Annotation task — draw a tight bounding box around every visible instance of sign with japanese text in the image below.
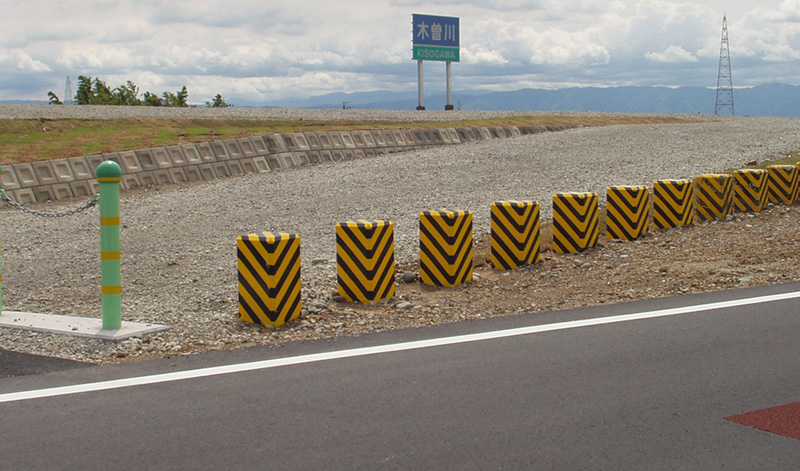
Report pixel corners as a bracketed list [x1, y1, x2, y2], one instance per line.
[412, 14, 460, 62]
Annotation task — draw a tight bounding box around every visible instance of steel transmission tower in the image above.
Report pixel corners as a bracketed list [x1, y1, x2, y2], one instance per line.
[715, 15, 734, 115]
[64, 76, 74, 105]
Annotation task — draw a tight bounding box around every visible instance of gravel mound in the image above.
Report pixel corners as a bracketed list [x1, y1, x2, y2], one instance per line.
[1, 110, 798, 363]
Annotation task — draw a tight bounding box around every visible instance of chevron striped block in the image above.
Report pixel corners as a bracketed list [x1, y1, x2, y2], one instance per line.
[336, 219, 395, 303]
[695, 174, 733, 221]
[553, 193, 599, 253]
[420, 209, 473, 287]
[606, 186, 650, 241]
[732, 169, 768, 212]
[653, 179, 694, 229]
[237, 232, 301, 327]
[490, 201, 541, 270]
[766, 165, 799, 205]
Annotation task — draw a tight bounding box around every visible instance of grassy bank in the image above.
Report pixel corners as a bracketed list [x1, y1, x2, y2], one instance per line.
[0, 115, 693, 165]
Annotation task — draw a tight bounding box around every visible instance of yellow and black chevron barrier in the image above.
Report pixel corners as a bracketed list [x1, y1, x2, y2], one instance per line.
[695, 174, 733, 221]
[237, 232, 301, 327]
[336, 219, 395, 303]
[732, 169, 768, 212]
[606, 186, 650, 241]
[653, 179, 693, 229]
[490, 201, 541, 270]
[552, 193, 599, 253]
[420, 209, 473, 287]
[766, 165, 799, 205]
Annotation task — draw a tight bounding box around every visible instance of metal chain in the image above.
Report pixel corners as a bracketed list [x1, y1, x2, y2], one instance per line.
[0, 190, 99, 218]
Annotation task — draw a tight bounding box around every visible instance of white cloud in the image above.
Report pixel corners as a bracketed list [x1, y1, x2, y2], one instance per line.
[0, 50, 51, 72]
[646, 45, 699, 62]
[1, 0, 799, 102]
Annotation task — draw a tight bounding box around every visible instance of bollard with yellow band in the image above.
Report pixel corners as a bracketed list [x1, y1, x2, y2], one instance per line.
[336, 219, 395, 303]
[97, 161, 122, 330]
[237, 232, 301, 327]
[420, 209, 473, 287]
[732, 169, 768, 212]
[694, 174, 733, 222]
[606, 186, 650, 241]
[490, 201, 541, 270]
[552, 192, 599, 253]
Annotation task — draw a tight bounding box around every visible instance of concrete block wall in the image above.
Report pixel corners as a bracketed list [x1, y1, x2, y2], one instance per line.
[1, 125, 579, 204]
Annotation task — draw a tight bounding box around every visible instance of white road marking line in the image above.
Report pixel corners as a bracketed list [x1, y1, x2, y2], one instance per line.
[2, 290, 799, 404]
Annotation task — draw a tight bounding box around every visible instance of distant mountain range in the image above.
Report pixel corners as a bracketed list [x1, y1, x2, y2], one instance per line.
[5, 83, 799, 117]
[262, 83, 800, 117]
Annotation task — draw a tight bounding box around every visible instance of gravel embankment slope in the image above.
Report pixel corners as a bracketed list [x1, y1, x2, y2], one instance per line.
[1, 107, 799, 363]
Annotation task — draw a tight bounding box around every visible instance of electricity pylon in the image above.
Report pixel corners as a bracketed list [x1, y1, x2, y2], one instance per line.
[715, 14, 734, 116]
[64, 76, 74, 105]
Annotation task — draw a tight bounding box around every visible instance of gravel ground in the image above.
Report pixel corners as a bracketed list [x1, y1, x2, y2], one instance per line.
[0, 103, 699, 121]
[1, 107, 799, 364]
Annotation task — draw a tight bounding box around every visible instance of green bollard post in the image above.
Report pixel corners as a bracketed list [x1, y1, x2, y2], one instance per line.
[97, 161, 122, 330]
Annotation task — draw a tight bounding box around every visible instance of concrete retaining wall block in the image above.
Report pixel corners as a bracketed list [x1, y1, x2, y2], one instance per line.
[182, 145, 203, 165]
[263, 135, 289, 154]
[51, 159, 77, 182]
[211, 141, 230, 160]
[14, 164, 39, 188]
[151, 148, 172, 168]
[196, 142, 216, 162]
[167, 146, 188, 166]
[238, 138, 258, 158]
[1, 166, 21, 190]
[304, 133, 322, 150]
[134, 150, 160, 171]
[69, 181, 94, 198]
[224, 140, 244, 160]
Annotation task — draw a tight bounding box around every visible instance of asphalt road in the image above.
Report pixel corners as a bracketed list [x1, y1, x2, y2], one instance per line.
[1, 283, 799, 470]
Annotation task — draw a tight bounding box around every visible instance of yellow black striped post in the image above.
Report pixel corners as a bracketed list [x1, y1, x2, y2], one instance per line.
[552, 193, 599, 253]
[490, 201, 541, 270]
[237, 232, 301, 327]
[766, 165, 799, 205]
[694, 174, 733, 221]
[336, 219, 395, 303]
[732, 169, 768, 212]
[653, 179, 693, 229]
[606, 186, 650, 241]
[420, 209, 473, 287]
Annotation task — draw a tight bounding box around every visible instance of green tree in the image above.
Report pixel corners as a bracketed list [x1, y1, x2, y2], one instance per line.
[142, 91, 163, 106]
[114, 81, 141, 106]
[177, 85, 188, 107]
[47, 91, 62, 105]
[162, 86, 189, 107]
[206, 94, 227, 108]
[92, 78, 115, 104]
[76, 75, 93, 104]
[67, 75, 189, 106]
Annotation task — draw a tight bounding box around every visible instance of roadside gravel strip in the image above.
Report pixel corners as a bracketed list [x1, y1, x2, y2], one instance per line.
[1, 106, 799, 364]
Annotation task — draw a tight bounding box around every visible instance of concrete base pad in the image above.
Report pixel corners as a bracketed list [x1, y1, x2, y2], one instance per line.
[0, 311, 169, 341]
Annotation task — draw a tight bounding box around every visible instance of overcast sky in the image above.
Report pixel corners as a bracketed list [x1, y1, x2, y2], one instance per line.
[2, 0, 798, 105]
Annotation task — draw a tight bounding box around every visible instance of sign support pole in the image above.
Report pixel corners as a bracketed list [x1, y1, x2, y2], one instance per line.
[445, 61, 454, 110]
[417, 60, 425, 110]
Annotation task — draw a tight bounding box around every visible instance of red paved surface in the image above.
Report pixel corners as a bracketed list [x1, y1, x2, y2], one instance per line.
[724, 401, 800, 441]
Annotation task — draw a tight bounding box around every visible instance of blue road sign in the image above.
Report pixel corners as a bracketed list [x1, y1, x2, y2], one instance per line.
[413, 14, 459, 48]
[412, 14, 460, 62]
